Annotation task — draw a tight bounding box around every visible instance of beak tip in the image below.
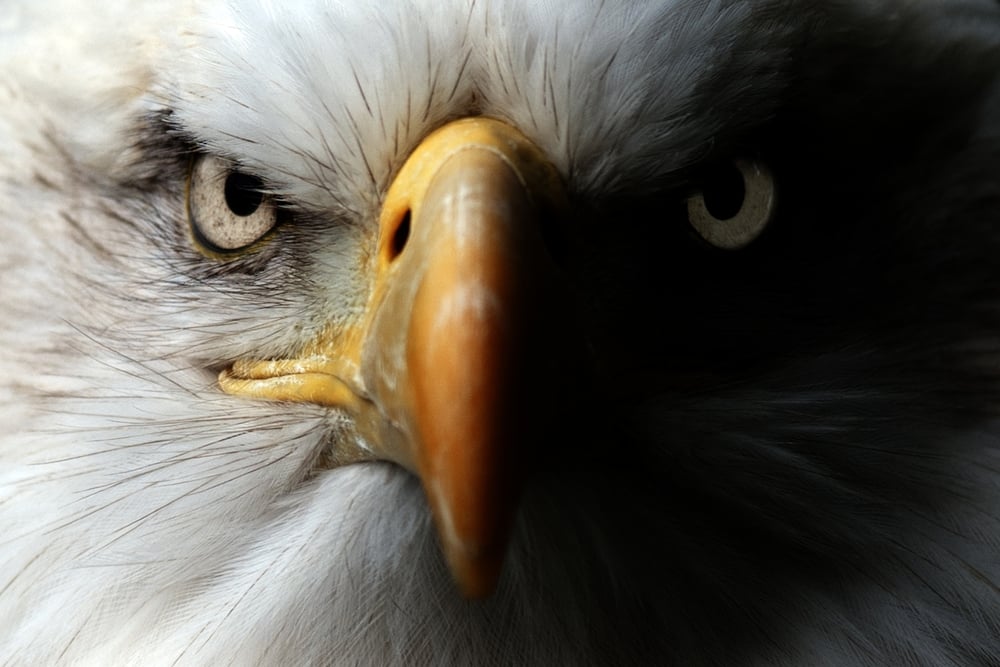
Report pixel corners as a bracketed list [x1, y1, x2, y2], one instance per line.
[425, 479, 514, 599]
[443, 542, 506, 599]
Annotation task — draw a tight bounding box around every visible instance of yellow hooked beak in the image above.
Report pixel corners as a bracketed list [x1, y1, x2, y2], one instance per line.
[219, 117, 569, 598]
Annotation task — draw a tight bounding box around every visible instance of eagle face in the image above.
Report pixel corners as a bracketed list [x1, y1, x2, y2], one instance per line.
[2, 0, 1000, 664]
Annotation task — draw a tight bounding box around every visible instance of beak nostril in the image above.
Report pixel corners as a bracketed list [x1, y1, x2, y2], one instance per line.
[388, 210, 412, 261]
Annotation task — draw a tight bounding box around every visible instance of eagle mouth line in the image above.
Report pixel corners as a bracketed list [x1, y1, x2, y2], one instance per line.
[219, 356, 367, 409]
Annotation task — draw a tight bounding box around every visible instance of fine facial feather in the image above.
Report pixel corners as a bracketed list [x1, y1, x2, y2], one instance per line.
[2, 0, 1000, 664]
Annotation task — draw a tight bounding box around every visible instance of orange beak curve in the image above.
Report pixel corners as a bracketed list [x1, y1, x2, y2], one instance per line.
[220, 118, 568, 598]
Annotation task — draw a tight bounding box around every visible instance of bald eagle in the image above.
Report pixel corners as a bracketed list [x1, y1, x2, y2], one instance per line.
[2, 0, 1000, 664]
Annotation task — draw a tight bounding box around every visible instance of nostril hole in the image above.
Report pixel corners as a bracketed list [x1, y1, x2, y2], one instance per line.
[389, 210, 411, 261]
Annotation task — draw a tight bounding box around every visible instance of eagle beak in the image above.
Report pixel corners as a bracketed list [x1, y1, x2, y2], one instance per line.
[220, 118, 569, 598]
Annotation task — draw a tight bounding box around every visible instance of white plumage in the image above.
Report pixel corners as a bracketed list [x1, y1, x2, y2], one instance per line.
[3, 0, 1000, 664]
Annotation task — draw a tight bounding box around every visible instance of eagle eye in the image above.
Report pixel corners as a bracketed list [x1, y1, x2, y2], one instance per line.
[686, 158, 776, 250]
[187, 155, 279, 255]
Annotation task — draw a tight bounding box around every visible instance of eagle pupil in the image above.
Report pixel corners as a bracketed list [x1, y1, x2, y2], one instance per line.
[702, 162, 746, 221]
[224, 171, 265, 217]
